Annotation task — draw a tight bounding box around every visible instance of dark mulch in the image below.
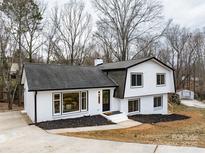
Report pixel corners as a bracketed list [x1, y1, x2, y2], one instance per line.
[36, 115, 114, 130]
[129, 114, 190, 124]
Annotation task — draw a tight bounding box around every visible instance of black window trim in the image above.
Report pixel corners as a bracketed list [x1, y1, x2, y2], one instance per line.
[130, 72, 143, 88]
[156, 73, 166, 86]
[128, 98, 140, 113]
[153, 95, 163, 109]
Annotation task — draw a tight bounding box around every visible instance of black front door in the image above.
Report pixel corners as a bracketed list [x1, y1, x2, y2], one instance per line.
[103, 90, 110, 112]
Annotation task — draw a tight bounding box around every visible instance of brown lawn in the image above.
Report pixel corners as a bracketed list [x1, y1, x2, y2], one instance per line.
[61, 104, 205, 148]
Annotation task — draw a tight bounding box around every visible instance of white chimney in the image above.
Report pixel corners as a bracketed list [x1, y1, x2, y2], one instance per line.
[94, 58, 103, 66]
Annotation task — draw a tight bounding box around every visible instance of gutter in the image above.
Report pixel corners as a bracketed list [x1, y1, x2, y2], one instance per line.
[34, 91, 37, 123]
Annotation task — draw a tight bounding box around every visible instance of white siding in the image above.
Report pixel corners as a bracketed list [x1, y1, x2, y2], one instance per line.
[124, 60, 175, 98]
[36, 88, 120, 122]
[24, 78, 35, 122]
[119, 94, 168, 115]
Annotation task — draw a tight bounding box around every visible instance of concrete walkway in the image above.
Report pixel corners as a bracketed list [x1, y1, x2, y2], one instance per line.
[1, 111, 205, 153]
[47, 119, 142, 133]
[181, 99, 205, 108]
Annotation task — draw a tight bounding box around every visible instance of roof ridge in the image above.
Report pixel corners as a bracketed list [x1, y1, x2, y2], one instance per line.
[102, 56, 153, 65]
[24, 63, 96, 68]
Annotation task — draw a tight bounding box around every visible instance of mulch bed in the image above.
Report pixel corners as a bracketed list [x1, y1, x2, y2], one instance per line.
[36, 115, 114, 130]
[129, 114, 190, 124]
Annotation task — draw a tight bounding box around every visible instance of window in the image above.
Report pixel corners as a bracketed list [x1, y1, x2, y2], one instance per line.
[81, 91, 87, 111]
[154, 96, 163, 108]
[53, 93, 61, 115]
[53, 91, 88, 115]
[157, 74, 165, 85]
[131, 73, 143, 87]
[63, 93, 80, 113]
[128, 99, 140, 113]
[98, 91, 101, 104]
[103, 90, 110, 111]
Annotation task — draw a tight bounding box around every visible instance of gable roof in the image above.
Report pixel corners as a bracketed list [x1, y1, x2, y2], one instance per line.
[24, 64, 117, 92]
[100, 57, 174, 71]
[99, 57, 174, 99]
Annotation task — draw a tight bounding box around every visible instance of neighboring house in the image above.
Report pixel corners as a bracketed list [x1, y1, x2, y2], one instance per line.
[177, 89, 194, 100]
[10, 63, 19, 79]
[21, 57, 176, 123]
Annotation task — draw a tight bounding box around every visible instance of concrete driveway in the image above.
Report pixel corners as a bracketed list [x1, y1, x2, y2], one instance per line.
[1, 111, 205, 153]
[181, 99, 205, 108]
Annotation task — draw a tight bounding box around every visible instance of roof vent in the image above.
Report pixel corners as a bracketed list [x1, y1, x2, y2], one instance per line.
[94, 58, 103, 66]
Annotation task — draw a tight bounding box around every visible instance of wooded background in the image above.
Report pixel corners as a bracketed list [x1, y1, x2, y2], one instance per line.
[0, 0, 205, 109]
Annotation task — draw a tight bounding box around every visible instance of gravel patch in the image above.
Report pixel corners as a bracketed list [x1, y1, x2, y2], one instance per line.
[36, 115, 114, 130]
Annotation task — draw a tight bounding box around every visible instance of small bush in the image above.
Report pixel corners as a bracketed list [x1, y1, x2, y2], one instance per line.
[169, 93, 181, 105]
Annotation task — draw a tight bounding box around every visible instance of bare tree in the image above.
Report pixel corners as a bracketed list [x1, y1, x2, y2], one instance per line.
[22, 1, 45, 62]
[0, 14, 14, 109]
[93, 0, 163, 61]
[43, 6, 60, 64]
[54, 0, 92, 65]
[164, 24, 191, 89]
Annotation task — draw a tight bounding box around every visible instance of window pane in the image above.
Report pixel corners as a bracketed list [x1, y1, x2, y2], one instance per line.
[161, 75, 165, 84]
[54, 101, 60, 114]
[81, 92, 87, 110]
[131, 74, 136, 86]
[157, 75, 161, 85]
[154, 98, 158, 107]
[128, 100, 139, 112]
[154, 97, 162, 108]
[54, 94, 60, 100]
[103, 90, 110, 104]
[137, 74, 142, 86]
[63, 93, 79, 113]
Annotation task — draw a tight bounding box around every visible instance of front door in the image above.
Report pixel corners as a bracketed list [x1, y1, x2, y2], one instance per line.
[102, 90, 110, 112]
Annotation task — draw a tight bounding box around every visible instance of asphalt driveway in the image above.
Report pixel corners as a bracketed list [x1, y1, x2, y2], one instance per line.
[0, 111, 205, 153]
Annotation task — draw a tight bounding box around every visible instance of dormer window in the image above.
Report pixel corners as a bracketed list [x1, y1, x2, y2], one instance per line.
[157, 73, 165, 86]
[131, 73, 143, 87]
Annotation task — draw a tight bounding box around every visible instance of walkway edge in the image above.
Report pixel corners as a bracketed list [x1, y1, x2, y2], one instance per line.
[47, 119, 142, 134]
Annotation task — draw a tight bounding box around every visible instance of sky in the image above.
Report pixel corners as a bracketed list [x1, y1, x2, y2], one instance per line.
[45, 0, 205, 30]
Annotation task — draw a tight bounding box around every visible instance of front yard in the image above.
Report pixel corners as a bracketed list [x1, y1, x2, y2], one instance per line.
[61, 104, 205, 148]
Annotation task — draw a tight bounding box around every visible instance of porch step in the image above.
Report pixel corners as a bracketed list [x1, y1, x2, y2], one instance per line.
[102, 112, 128, 123]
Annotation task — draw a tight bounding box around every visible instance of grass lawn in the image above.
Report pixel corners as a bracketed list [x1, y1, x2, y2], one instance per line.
[61, 104, 205, 148]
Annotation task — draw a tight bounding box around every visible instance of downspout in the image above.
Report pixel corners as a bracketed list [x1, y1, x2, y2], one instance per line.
[34, 91, 37, 124]
[173, 70, 177, 93]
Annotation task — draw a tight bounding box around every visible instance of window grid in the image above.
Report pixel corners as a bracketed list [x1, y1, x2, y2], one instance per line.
[154, 96, 163, 108]
[131, 73, 143, 87]
[157, 74, 165, 85]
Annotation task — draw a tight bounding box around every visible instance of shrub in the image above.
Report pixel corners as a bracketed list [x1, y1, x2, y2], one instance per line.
[169, 93, 181, 105]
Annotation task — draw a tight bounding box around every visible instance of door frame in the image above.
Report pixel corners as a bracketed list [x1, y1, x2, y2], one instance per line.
[102, 89, 110, 112]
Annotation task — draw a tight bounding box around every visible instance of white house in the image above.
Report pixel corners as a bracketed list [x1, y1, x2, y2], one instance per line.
[21, 57, 176, 123]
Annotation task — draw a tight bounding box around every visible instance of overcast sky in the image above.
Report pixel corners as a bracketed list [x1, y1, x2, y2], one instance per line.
[45, 0, 205, 29]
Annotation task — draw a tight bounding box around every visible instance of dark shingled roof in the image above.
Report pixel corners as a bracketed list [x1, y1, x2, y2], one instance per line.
[99, 57, 153, 70]
[24, 64, 117, 91]
[100, 57, 173, 71]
